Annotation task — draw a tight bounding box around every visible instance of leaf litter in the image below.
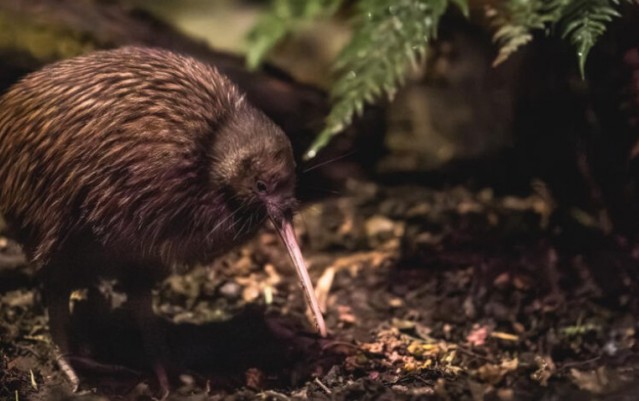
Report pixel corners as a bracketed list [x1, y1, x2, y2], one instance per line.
[0, 179, 638, 400]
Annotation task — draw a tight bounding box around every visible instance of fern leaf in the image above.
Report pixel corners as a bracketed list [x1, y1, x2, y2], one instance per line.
[305, 0, 456, 159]
[492, 25, 534, 66]
[559, 0, 625, 78]
[450, 0, 470, 16]
[246, 0, 343, 70]
[489, 0, 569, 67]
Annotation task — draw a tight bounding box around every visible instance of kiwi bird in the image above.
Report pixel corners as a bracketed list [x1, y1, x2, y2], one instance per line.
[0, 47, 326, 392]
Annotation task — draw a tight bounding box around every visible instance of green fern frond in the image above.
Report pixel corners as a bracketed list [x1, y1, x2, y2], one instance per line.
[305, 0, 464, 159]
[246, 0, 343, 70]
[450, 0, 470, 16]
[248, 0, 636, 159]
[559, 0, 625, 77]
[489, 0, 631, 75]
[489, 0, 569, 67]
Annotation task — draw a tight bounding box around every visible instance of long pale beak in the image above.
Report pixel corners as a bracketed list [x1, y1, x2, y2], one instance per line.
[270, 213, 327, 337]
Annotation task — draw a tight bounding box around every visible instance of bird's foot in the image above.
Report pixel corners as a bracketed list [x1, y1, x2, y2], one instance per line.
[54, 348, 80, 392]
[153, 362, 170, 400]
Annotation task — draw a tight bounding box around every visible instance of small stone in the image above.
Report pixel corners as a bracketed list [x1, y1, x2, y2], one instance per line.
[219, 281, 241, 299]
[365, 215, 396, 247]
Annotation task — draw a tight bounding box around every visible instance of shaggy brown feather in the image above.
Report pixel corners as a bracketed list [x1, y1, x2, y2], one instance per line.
[0, 47, 294, 267]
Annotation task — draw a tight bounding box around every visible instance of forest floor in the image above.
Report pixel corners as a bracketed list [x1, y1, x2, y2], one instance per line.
[1, 180, 639, 401]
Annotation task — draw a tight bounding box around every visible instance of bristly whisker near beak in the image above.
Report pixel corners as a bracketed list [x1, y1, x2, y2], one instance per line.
[268, 209, 327, 337]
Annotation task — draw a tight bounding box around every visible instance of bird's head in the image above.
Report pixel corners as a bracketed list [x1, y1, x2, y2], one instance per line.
[208, 103, 326, 336]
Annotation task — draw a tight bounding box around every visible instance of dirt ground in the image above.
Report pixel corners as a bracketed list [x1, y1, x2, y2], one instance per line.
[1, 180, 639, 401]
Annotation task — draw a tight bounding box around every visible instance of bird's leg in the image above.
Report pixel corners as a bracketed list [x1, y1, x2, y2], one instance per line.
[41, 261, 81, 391]
[49, 301, 81, 391]
[121, 272, 171, 397]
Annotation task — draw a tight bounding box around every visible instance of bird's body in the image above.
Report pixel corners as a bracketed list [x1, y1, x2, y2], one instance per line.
[0, 47, 325, 392]
[0, 47, 275, 266]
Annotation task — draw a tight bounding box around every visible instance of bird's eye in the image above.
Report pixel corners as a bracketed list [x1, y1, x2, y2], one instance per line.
[256, 180, 268, 193]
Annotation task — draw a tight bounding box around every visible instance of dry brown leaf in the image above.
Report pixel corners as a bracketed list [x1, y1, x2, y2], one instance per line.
[315, 266, 335, 313]
[490, 331, 519, 342]
[570, 366, 610, 394]
[467, 324, 489, 347]
[336, 305, 356, 324]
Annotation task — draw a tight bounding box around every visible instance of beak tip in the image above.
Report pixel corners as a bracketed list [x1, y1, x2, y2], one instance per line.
[319, 326, 327, 337]
[274, 215, 328, 338]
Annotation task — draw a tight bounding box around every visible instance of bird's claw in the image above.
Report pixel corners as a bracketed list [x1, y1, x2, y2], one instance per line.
[54, 348, 80, 392]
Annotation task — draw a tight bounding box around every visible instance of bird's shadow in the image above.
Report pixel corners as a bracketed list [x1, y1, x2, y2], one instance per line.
[65, 301, 338, 396]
